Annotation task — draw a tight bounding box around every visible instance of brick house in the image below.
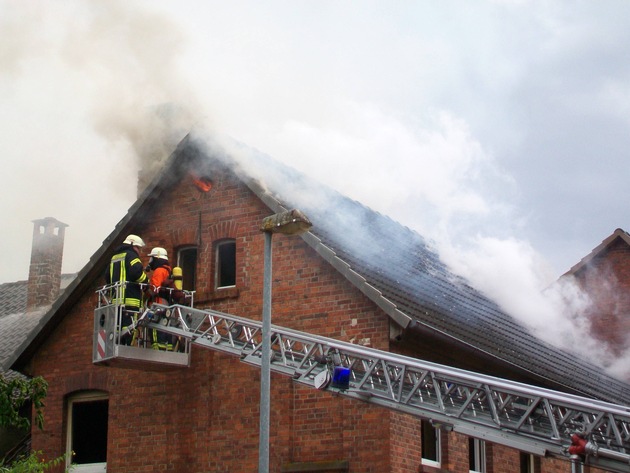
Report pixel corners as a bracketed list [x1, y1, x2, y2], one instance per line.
[4, 134, 630, 472]
[561, 229, 630, 363]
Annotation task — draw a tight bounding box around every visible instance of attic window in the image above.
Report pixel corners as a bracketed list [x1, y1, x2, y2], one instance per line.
[191, 174, 213, 192]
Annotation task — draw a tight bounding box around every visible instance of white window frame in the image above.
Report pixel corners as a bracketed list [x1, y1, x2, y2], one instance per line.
[66, 391, 108, 473]
[420, 421, 441, 468]
[215, 239, 236, 289]
[469, 438, 486, 473]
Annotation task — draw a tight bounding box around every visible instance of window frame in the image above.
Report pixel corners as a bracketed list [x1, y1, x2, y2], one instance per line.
[214, 238, 236, 289]
[65, 391, 108, 473]
[420, 420, 441, 468]
[469, 438, 487, 473]
[177, 246, 198, 291]
[520, 452, 536, 473]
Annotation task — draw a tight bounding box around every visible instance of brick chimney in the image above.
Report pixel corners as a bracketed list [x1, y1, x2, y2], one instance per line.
[26, 217, 68, 311]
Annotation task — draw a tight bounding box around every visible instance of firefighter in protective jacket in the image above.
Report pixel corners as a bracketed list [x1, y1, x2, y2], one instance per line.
[105, 234, 148, 344]
[145, 247, 174, 350]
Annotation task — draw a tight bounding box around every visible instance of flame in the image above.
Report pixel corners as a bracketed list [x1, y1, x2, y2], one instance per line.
[191, 174, 213, 192]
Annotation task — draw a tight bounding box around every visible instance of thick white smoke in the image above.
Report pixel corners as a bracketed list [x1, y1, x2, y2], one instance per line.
[206, 110, 630, 381]
[0, 0, 200, 280]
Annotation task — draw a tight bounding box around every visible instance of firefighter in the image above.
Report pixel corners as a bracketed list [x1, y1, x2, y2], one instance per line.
[105, 234, 148, 345]
[145, 247, 174, 350]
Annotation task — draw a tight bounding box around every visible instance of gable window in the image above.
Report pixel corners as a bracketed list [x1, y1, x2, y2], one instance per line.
[177, 246, 197, 291]
[66, 392, 108, 472]
[215, 239, 236, 288]
[469, 438, 486, 473]
[421, 420, 441, 467]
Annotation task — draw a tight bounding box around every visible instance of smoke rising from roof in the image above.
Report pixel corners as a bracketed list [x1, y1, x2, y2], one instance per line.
[2, 1, 629, 380]
[1, 0, 199, 278]
[200, 129, 630, 381]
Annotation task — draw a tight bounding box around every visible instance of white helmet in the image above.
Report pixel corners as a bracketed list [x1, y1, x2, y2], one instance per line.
[148, 247, 168, 260]
[123, 234, 145, 247]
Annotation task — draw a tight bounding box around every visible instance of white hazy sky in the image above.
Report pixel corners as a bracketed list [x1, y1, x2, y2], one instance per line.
[1, 1, 630, 375]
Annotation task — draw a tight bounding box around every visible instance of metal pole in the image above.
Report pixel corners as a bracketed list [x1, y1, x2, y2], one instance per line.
[259, 231, 272, 473]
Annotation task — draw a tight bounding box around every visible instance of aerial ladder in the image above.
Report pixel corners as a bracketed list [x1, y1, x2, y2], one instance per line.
[94, 284, 630, 473]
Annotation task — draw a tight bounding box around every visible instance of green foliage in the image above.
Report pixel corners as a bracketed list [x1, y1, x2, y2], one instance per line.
[0, 375, 61, 471]
[0, 451, 68, 473]
[0, 375, 48, 431]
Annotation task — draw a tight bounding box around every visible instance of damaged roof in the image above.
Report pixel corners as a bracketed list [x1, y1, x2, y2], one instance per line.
[5, 133, 630, 406]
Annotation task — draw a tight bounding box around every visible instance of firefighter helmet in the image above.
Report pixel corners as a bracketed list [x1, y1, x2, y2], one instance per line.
[123, 234, 145, 247]
[148, 247, 168, 260]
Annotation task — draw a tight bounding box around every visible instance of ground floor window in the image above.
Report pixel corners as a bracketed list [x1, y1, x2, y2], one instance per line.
[520, 452, 539, 473]
[469, 438, 486, 473]
[66, 392, 108, 472]
[421, 420, 441, 467]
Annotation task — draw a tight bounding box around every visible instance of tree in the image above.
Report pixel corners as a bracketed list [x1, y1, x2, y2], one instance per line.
[0, 374, 68, 472]
[0, 375, 47, 431]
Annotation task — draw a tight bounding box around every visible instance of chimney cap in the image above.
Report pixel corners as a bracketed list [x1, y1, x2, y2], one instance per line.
[31, 217, 69, 228]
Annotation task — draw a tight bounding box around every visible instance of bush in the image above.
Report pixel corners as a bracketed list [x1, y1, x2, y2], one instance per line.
[0, 451, 67, 473]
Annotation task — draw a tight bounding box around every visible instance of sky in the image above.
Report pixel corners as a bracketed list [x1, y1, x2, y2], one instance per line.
[1, 1, 629, 376]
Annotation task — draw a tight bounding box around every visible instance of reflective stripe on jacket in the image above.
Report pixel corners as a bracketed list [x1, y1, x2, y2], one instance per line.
[106, 245, 147, 310]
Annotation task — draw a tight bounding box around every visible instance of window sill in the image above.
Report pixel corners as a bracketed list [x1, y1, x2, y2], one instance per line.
[281, 460, 349, 472]
[196, 287, 240, 303]
[418, 462, 444, 473]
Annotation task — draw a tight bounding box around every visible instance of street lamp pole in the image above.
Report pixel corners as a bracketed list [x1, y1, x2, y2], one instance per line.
[258, 209, 312, 473]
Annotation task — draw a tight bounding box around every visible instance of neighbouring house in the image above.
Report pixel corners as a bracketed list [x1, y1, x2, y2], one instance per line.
[2, 133, 630, 473]
[561, 228, 630, 366]
[0, 217, 75, 459]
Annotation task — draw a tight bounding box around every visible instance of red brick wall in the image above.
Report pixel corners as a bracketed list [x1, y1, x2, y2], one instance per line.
[573, 238, 630, 356]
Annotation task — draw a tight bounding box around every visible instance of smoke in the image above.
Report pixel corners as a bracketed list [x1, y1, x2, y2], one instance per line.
[0, 0, 201, 281]
[200, 108, 630, 381]
[2, 0, 199, 178]
[57, 1, 200, 175]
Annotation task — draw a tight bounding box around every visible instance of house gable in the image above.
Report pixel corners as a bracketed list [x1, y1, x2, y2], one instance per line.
[563, 228, 630, 357]
[21, 142, 394, 471]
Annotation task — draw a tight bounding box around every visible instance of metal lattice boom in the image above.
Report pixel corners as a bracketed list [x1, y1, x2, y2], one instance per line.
[124, 302, 630, 472]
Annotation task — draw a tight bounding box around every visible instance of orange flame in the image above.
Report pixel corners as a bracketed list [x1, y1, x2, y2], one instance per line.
[191, 174, 213, 192]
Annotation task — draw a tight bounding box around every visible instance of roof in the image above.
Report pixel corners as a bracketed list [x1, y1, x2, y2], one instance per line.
[0, 274, 76, 318]
[0, 275, 76, 379]
[5, 133, 630, 406]
[563, 228, 630, 276]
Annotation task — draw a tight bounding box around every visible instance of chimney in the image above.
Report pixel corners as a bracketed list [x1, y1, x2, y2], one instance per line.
[26, 217, 68, 311]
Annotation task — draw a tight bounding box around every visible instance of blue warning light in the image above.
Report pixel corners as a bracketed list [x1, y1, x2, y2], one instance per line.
[331, 366, 351, 390]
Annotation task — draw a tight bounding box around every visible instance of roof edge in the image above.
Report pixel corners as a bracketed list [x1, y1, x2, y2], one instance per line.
[563, 228, 630, 276]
